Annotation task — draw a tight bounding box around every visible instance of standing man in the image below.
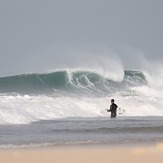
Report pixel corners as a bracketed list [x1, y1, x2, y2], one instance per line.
[107, 99, 118, 118]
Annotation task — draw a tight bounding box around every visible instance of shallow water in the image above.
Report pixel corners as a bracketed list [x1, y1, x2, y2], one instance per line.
[0, 116, 163, 148]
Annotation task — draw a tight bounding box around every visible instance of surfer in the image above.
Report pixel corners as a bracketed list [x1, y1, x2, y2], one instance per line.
[107, 99, 118, 118]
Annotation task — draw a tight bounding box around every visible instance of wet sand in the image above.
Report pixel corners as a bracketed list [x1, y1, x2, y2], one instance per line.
[0, 143, 163, 163]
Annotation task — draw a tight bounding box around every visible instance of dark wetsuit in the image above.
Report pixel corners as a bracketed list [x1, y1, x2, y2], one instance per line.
[107, 103, 118, 118]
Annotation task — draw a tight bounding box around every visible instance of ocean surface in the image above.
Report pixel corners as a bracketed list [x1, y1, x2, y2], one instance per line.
[0, 69, 163, 148]
[0, 117, 163, 148]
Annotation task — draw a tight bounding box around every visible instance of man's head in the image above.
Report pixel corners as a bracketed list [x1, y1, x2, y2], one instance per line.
[111, 99, 114, 104]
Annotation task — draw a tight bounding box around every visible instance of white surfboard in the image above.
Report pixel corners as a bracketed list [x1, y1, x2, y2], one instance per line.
[100, 108, 125, 116]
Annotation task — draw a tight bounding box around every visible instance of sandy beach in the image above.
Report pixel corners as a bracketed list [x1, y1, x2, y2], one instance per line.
[1, 143, 163, 163]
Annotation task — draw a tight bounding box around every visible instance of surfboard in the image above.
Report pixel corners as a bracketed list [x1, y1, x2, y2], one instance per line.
[100, 108, 125, 116]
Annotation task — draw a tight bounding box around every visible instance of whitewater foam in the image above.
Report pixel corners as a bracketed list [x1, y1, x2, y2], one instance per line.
[0, 90, 163, 125]
[0, 95, 103, 124]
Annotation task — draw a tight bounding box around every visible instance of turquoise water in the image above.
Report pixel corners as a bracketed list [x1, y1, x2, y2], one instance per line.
[0, 70, 146, 95]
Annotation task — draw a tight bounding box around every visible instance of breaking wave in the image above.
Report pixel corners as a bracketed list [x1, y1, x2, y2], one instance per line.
[0, 69, 146, 95]
[0, 68, 163, 124]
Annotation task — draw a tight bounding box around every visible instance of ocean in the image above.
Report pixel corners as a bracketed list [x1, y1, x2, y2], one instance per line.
[0, 69, 163, 148]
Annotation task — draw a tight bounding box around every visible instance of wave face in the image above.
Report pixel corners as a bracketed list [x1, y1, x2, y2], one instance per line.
[0, 70, 146, 95]
[0, 69, 163, 124]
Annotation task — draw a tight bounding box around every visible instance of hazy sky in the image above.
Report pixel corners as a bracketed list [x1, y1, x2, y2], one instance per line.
[0, 0, 163, 76]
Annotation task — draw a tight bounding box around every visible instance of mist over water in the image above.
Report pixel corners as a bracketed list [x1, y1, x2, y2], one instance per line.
[0, 55, 163, 124]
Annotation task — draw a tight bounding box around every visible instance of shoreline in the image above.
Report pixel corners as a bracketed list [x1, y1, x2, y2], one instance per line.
[0, 138, 162, 151]
[0, 142, 163, 163]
